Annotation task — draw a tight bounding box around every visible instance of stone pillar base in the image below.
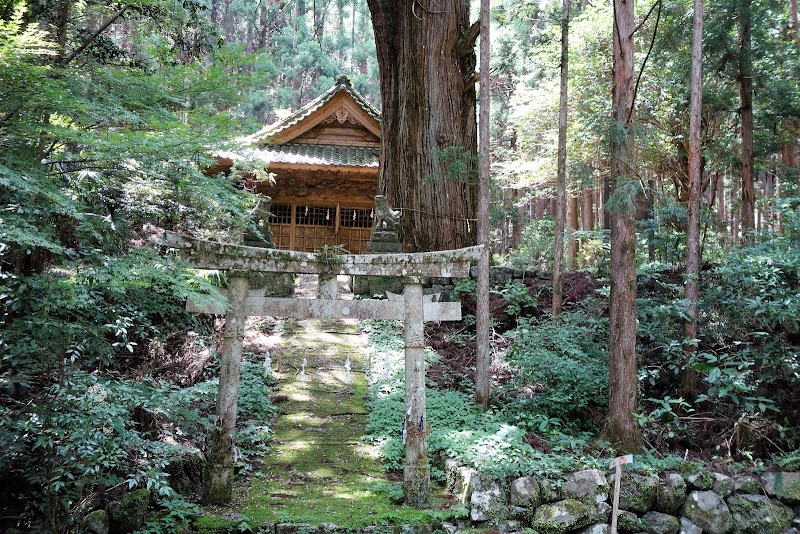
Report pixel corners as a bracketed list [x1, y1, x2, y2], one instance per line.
[202, 428, 234, 505]
[404, 465, 431, 508]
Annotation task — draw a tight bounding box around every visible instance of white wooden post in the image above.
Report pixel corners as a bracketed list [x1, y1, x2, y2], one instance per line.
[403, 280, 430, 507]
[609, 454, 633, 534]
[203, 273, 249, 504]
[610, 461, 622, 534]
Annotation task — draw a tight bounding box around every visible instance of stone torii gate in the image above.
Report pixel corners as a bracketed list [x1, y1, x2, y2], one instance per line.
[165, 231, 481, 507]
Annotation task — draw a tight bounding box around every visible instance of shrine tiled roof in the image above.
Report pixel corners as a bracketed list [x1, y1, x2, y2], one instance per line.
[254, 143, 379, 168]
[247, 75, 380, 144]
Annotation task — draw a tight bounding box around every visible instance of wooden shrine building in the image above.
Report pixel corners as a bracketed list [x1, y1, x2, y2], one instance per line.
[215, 76, 381, 254]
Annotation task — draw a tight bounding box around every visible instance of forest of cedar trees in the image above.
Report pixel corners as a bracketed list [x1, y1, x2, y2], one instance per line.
[1, 0, 799, 531]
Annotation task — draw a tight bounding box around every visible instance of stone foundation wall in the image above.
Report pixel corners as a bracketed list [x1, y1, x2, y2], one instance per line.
[448, 461, 800, 534]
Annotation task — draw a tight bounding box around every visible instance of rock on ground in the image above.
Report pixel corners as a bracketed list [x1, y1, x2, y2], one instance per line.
[510, 475, 541, 508]
[109, 488, 150, 534]
[682, 490, 732, 534]
[641, 511, 681, 534]
[712, 473, 734, 498]
[679, 517, 702, 534]
[563, 470, 609, 505]
[727, 494, 794, 534]
[616, 473, 659, 513]
[577, 524, 611, 534]
[734, 476, 761, 495]
[83, 509, 110, 534]
[470, 477, 506, 522]
[532, 499, 596, 534]
[761, 473, 800, 505]
[617, 510, 644, 533]
[656, 473, 688, 514]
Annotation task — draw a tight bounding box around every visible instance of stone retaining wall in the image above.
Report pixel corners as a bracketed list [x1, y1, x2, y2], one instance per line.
[449, 461, 800, 534]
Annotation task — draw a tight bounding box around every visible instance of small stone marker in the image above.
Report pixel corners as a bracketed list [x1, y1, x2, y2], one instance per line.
[610, 454, 634, 534]
[263, 350, 272, 379]
[381, 352, 391, 381]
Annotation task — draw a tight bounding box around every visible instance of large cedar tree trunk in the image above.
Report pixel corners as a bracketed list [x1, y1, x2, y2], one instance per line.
[604, 0, 643, 452]
[475, 0, 490, 409]
[682, 0, 704, 400]
[738, 0, 755, 235]
[552, 0, 569, 315]
[367, 0, 478, 251]
[511, 189, 525, 248]
[567, 195, 579, 270]
[582, 188, 594, 232]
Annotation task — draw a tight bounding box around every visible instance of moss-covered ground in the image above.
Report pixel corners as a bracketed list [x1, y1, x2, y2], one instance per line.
[197, 318, 455, 532]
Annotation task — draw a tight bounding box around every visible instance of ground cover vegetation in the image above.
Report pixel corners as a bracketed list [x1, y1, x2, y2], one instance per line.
[0, 0, 799, 531]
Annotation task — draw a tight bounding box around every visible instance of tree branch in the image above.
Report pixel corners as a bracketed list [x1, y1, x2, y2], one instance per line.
[632, 0, 660, 36]
[457, 20, 480, 57]
[58, 5, 128, 67]
[628, 0, 661, 124]
[0, 106, 22, 128]
[463, 72, 480, 93]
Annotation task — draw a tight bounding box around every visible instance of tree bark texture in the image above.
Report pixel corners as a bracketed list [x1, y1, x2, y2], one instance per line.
[403, 281, 430, 507]
[511, 189, 525, 248]
[203, 274, 249, 504]
[602, 174, 612, 230]
[582, 188, 594, 232]
[605, 0, 643, 452]
[534, 197, 544, 220]
[764, 171, 774, 231]
[781, 133, 798, 234]
[567, 194, 579, 270]
[738, 0, 755, 236]
[717, 172, 726, 232]
[475, 0, 491, 409]
[732, 177, 740, 241]
[367, 0, 478, 251]
[682, 0, 704, 400]
[553, 0, 570, 316]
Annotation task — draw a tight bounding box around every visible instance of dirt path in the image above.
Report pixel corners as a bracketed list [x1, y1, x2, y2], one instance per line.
[236, 317, 391, 526]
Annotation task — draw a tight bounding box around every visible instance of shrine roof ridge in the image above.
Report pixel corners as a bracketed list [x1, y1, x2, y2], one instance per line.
[245, 75, 380, 145]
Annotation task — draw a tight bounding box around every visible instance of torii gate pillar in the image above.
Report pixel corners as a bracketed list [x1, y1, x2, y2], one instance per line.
[403, 280, 429, 506]
[203, 273, 249, 504]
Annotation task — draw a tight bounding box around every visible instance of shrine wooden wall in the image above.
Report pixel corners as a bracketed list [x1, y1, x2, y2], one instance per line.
[255, 167, 377, 254]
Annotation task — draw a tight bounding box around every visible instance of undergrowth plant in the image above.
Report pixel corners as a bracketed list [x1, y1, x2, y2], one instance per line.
[363, 320, 605, 483]
[634, 234, 800, 457]
[0, 372, 201, 531]
[498, 311, 609, 432]
[364, 376, 565, 481]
